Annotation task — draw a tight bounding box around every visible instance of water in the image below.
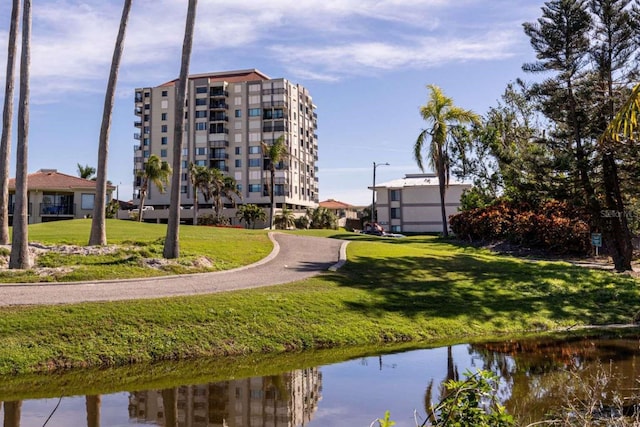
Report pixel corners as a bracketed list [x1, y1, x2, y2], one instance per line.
[1, 336, 639, 426]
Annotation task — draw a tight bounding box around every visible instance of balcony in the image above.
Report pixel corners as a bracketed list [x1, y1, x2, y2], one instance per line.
[133, 133, 141, 140]
[209, 125, 229, 134]
[209, 101, 229, 110]
[210, 140, 229, 148]
[135, 93, 143, 103]
[209, 88, 229, 97]
[210, 114, 228, 122]
[134, 121, 142, 127]
[40, 203, 75, 216]
[133, 145, 141, 152]
[263, 124, 287, 133]
[134, 106, 142, 115]
[210, 152, 229, 160]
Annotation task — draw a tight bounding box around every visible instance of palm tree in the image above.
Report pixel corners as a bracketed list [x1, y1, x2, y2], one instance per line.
[0, 0, 20, 245]
[414, 85, 479, 237]
[77, 163, 96, 180]
[10, 0, 32, 269]
[164, 0, 198, 259]
[88, 0, 133, 246]
[261, 135, 288, 229]
[274, 206, 295, 229]
[236, 204, 266, 229]
[210, 168, 241, 222]
[86, 395, 101, 427]
[137, 154, 171, 222]
[188, 163, 211, 225]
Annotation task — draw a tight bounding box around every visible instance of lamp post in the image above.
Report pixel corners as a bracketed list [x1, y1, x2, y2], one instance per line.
[371, 161, 389, 225]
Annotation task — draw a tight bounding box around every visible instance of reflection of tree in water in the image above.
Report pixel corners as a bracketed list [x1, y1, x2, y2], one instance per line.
[3, 401, 22, 427]
[424, 346, 460, 421]
[469, 338, 640, 425]
[86, 395, 101, 427]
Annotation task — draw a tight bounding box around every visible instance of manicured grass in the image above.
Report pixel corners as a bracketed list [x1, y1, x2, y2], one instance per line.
[0, 219, 271, 282]
[0, 232, 638, 376]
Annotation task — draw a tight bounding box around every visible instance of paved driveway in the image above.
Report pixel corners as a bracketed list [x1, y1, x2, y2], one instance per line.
[0, 233, 348, 306]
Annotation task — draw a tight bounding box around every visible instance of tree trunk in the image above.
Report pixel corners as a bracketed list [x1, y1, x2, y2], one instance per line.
[437, 148, 449, 237]
[602, 152, 633, 271]
[192, 185, 198, 225]
[269, 166, 275, 229]
[0, 0, 20, 245]
[86, 395, 101, 427]
[161, 388, 178, 427]
[89, 0, 132, 245]
[9, 0, 31, 270]
[3, 400, 22, 427]
[164, 0, 197, 259]
[138, 183, 147, 222]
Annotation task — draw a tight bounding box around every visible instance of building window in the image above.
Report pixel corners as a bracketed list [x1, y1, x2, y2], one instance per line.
[143, 138, 149, 146]
[390, 189, 401, 201]
[81, 194, 95, 210]
[195, 122, 207, 131]
[391, 225, 402, 233]
[196, 147, 206, 156]
[160, 149, 167, 157]
[195, 86, 208, 94]
[248, 108, 261, 117]
[235, 159, 242, 167]
[391, 208, 401, 219]
[161, 125, 168, 132]
[143, 150, 150, 158]
[195, 98, 207, 106]
[161, 113, 167, 120]
[162, 90, 168, 97]
[161, 137, 168, 145]
[235, 109, 242, 118]
[274, 184, 285, 196]
[195, 160, 207, 166]
[180, 185, 188, 193]
[248, 146, 260, 154]
[235, 147, 241, 155]
[182, 160, 188, 169]
[248, 184, 261, 193]
[143, 126, 150, 134]
[195, 111, 207, 118]
[248, 158, 261, 167]
[182, 148, 189, 156]
[236, 184, 242, 192]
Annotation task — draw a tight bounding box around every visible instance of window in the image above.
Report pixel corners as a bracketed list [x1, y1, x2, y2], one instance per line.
[161, 113, 167, 121]
[235, 147, 241, 155]
[143, 114, 149, 122]
[391, 225, 402, 233]
[195, 111, 207, 118]
[143, 126, 150, 134]
[248, 146, 260, 154]
[161, 125, 168, 133]
[81, 194, 95, 210]
[195, 98, 207, 106]
[235, 159, 241, 167]
[248, 184, 261, 193]
[248, 158, 261, 167]
[180, 185, 188, 193]
[195, 86, 208, 94]
[235, 109, 241, 118]
[182, 148, 189, 156]
[390, 189, 401, 201]
[161, 137, 168, 145]
[143, 150, 150, 158]
[182, 160, 188, 169]
[196, 147, 206, 156]
[195, 122, 207, 131]
[391, 208, 401, 219]
[248, 108, 261, 117]
[160, 149, 167, 157]
[162, 90, 168, 97]
[236, 184, 243, 192]
[143, 138, 149, 146]
[274, 184, 285, 196]
[195, 160, 207, 166]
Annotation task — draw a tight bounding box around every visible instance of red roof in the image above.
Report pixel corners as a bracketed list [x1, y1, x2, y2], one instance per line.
[319, 199, 353, 210]
[8, 169, 114, 191]
[160, 69, 272, 87]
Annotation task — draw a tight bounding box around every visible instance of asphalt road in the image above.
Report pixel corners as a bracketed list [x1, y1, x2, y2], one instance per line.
[0, 233, 348, 306]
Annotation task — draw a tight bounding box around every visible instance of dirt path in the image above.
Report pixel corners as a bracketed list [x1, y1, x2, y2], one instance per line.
[0, 233, 348, 306]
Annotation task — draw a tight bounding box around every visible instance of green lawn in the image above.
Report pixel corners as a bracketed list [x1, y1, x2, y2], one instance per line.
[0, 224, 638, 375]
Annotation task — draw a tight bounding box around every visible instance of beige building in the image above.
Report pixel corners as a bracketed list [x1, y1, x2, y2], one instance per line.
[372, 173, 471, 233]
[133, 69, 319, 213]
[8, 169, 113, 224]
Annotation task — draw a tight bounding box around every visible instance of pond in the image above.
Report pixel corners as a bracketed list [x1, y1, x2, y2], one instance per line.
[1, 334, 639, 426]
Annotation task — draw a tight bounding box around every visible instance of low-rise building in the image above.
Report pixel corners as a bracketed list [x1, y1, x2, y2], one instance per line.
[371, 173, 471, 233]
[8, 169, 113, 224]
[318, 199, 358, 227]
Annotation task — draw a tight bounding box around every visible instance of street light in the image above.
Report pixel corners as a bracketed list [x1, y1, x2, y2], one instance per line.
[371, 161, 389, 225]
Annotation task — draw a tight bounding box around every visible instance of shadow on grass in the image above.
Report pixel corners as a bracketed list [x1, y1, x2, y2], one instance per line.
[332, 243, 640, 326]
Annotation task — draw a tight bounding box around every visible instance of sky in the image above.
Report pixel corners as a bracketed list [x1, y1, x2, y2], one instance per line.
[0, 0, 545, 206]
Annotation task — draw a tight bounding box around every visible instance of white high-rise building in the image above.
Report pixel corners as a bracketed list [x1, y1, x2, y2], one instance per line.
[133, 69, 319, 212]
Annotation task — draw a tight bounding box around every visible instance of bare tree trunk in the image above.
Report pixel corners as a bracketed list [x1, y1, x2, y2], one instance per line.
[9, 0, 31, 270]
[602, 152, 633, 271]
[269, 166, 275, 230]
[192, 184, 199, 225]
[437, 148, 449, 237]
[3, 400, 22, 427]
[86, 395, 101, 427]
[89, 0, 133, 245]
[164, 0, 197, 259]
[0, 0, 20, 245]
[138, 183, 147, 222]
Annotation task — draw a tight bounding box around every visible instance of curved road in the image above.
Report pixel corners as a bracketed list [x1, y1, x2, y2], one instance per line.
[0, 233, 348, 306]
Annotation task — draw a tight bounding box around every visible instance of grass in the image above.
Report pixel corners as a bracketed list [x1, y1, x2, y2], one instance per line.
[0, 224, 639, 378]
[0, 219, 271, 282]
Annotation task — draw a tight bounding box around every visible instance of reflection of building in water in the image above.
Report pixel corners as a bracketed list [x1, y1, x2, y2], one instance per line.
[128, 368, 322, 426]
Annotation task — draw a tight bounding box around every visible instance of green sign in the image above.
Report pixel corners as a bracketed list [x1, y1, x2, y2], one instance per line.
[591, 233, 602, 247]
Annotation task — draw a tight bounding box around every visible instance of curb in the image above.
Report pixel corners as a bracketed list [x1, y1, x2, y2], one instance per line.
[328, 240, 349, 271]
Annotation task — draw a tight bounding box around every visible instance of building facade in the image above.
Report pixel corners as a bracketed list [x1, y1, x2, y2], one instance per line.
[372, 173, 471, 233]
[133, 69, 319, 211]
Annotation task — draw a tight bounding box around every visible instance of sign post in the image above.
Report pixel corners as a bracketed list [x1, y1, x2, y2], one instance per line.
[591, 233, 602, 256]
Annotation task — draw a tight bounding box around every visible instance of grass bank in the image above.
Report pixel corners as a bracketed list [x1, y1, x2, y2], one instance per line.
[0, 229, 639, 375]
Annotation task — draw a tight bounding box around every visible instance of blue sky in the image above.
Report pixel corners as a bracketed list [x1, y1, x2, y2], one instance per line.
[0, 0, 543, 205]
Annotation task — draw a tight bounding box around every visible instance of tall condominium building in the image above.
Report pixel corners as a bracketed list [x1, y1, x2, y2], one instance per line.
[133, 69, 319, 210]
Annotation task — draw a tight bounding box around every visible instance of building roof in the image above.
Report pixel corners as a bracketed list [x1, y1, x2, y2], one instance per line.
[319, 199, 354, 210]
[8, 169, 113, 191]
[160, 69, 272, 87]
[371, 173, 471, 189]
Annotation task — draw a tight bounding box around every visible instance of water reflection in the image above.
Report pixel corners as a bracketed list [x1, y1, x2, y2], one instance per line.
[1, 337, 639, 426]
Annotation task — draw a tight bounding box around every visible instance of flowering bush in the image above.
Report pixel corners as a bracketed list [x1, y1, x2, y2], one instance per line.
[449, 199, 591, 254]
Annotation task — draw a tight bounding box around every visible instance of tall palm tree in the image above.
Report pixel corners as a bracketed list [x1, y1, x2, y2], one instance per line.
[164, 0, 198, 259]
[210, 168, 241, 222]
[89, 0, 133, 246]
[261, 135, 288, 229]
[188, 162, 211, 225]
[137, 154, 171, 222]
[77, 163, 96, 179]
[0, 0, 20, 245]
[10, 0, 32, 269]
[414, 85, 479, 237]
